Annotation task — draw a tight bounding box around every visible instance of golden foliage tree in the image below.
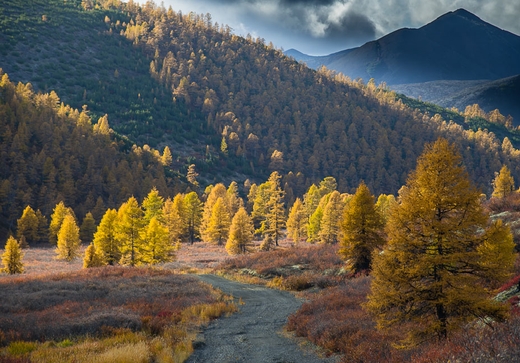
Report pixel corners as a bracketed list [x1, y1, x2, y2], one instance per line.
[79, 212, 96, 245]
[163, 195, 186, 245]
[492, 165, 515, 198]
[2, 236, 24, 274]
[116, 197, 145, 266]
[184, 192, 203, 244]
[93, 209, 120, 265]
[339, 182, 384, 272]
[56, 214, 81, 261]
[83, 243, 105, 268]
[319, 191, 344, 244]
[286, 198, 307, 244]
[226, 207, 254, 255]
[17, 206, 39, 246]
[206, 197, 231, 245]
[200, 183, 227, 242]
[49, 202, 74, 245]
[142, 187, 165, 223]
[265, 171, 286, 246]
[141, 216, 175, 264]
[366, 139, 516, 347]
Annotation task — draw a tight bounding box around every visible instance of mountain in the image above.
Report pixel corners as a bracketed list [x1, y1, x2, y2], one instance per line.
[392, 75, 520, 126]
[287, 9, 520, 85]
[2, 0, 520, 236]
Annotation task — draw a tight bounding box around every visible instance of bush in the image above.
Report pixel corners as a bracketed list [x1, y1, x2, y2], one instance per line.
[7, 341, 38, 356]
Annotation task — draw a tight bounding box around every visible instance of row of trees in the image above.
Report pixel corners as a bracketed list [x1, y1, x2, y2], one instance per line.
[7, 143, 516, 273]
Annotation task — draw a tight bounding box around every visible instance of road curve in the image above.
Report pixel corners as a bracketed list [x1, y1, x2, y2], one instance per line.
[187, 274, 337, 363]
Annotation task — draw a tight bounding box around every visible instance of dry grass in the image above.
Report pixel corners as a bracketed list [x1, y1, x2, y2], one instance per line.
[163, 242, 230, 272]
[217, 242, 348, 291]
[0, 245, 86, 279]
[0, 265, 236, 363]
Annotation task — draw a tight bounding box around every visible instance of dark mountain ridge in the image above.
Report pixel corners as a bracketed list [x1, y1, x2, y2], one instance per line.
[288, 9, 520, 85]
[393, 75, 520, 125]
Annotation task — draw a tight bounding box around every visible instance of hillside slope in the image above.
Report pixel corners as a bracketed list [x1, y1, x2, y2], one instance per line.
[1, 0, 520, 201]
[0, 72, 181, 238]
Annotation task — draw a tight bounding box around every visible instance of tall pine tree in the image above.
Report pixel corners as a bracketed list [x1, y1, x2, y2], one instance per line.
[56, 214, 81, 261]
[366, 139, 516, 347]
[2, 236, 24, 274]
[116, 197, 145, 266]
[339, 182, 383, 272]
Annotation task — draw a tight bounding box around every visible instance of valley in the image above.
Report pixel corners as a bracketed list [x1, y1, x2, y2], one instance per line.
[1, 0, 520, 362]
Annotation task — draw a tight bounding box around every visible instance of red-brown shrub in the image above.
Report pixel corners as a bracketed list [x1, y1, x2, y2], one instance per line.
[0, 266, 217, 344]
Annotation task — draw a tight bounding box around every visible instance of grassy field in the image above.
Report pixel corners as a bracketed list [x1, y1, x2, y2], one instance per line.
[0, 243, 236, 363]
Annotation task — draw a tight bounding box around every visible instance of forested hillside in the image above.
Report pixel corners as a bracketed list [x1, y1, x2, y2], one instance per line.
[2, 0, 520, 216]
[0, 72, 182, 236]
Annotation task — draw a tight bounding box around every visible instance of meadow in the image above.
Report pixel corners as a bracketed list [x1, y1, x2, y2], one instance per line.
[0, 244, 236, 363]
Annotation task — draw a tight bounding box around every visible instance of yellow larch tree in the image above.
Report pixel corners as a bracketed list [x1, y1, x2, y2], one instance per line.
[92, 209, 120, 265]
[339, 182, 384, 273]
[226, 207, 254, 255]
[492, 165, 515, 198]
[319, 191, 344, 244]
[366, 138, 516, 347]
[56, 214, 81, 261]
[286, 198, 307, 244]
[207, 197, 231, 246]
[2, 236, 24, 274]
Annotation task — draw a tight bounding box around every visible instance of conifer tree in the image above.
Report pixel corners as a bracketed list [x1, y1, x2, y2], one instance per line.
[366, 139, 516, 346]
[318, 176, 337, 196]
[265, 171, 285, 246]
[35, 209, 48, 243]
[49, 201, 74, 245]
[226, 207, 254, 255]
[251, 182, 271, 235]
[339, 182, 383, 272]
[163, 195, 186, 245]
[286, 198, 307, 244]
[141, 216, 174, 264]
[201, 183, 227, 242]
[184, 192, 203, 244]
[56, 214, 81, 261]
[83, 243, 105, 268]
[375, 194, 396, 224]
[17, 206, 38, 246]
[2, 236, 24, 274]
[492, 165, 515, 198]
[116, 197, 145, 266]
[93, 209, 120, 265]
[319, 191, 344, 244]
[207, 197, 231, 245]
[161, 146, 173, 166]
[303, 184, 321, 218]
[142, 187, 165, 223]
[80, 212, 96, 245]
[307, 205, 323, 243]
[227, 181, 243, 217]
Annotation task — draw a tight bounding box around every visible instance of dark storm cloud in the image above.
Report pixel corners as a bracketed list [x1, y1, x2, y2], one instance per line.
[315, 10, 376, 40]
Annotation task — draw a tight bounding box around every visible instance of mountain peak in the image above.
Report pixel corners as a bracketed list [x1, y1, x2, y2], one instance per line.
[436, 8, 484, 24]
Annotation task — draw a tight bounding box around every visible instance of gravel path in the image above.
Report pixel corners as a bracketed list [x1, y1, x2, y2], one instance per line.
[187, 274, 337, 363]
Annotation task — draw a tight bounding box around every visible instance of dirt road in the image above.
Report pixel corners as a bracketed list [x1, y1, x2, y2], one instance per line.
[187, 274, 337, 363]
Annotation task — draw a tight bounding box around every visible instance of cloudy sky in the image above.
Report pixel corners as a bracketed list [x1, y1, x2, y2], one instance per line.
[160, 0, 520, 55]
